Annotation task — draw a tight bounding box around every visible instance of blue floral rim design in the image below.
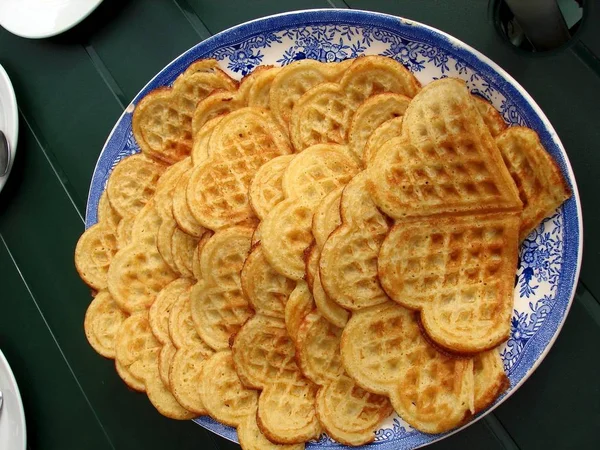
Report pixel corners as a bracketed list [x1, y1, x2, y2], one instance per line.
[85, 9, 582, 450]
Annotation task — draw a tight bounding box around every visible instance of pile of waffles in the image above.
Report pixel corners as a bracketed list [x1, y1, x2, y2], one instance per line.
[75, 56, 571, 449]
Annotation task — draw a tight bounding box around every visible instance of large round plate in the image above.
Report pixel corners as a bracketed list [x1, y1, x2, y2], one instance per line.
[85, 9, 582, 450]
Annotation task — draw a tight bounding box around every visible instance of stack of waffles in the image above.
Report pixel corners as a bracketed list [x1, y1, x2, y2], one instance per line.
[75, 56, 571, 449]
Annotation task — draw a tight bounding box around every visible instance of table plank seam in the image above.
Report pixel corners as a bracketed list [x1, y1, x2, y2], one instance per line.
[482, 414, 521, 450]
[18, 110, 86, 222]
[83, 44, 128, 109]
[172, 0, 214, 40]
[576, 280, 600, 327]
[0, 233, 115, 450]
[327, 0, 350, 8]
[571, 40, 600, 78]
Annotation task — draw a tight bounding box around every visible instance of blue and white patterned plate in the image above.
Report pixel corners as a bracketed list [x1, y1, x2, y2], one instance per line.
[85, 9, 583, 450]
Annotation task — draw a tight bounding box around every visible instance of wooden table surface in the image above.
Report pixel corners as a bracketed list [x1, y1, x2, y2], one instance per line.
[0, 1, 599, 449]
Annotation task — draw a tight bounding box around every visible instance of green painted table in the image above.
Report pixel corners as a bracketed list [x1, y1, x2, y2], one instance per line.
[0, 1, 599, 449]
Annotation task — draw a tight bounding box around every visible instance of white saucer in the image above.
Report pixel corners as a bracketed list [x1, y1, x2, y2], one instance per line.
[0, 63, 17, 194]
[0, 349, 26, 450]
[0, 0, 104, 39]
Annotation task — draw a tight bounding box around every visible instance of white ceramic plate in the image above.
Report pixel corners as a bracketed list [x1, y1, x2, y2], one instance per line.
[0, 0, 103, 39]
[85, 9, 583, 449]
[0, 63, 17, 194]
[0, 349, 26, 450]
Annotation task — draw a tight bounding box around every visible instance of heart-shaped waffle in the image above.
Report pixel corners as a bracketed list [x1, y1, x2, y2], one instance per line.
[348, 93, 411, 163]
[115, 312, 160, 392]
[129, 347, 195, 420]
[168, 287, 215, 414]
[98, 191, 121, 231]
[232, 314, 321, 444]
[199, 351, 304, 450]
[284, 281, 315, 344]
[378, 212, 520, 353]
[320, 171, 391, 311]
[241, 244, 296, 319]
[340, 302, 508, 433]
[305, 187, 349, 328]
[261, 145, 359, 280]
[367, 78, 522, 219]
[249, 155, 294, 220]
[84, 290, 127, 359]
[190, 226, 254, 350]
[269, 59, 353, 131]
[106, 154, 167, 219]
[75, 222, 118, 290]
[133, 59, 237, 164]
[187, 107, 292, 230]
[290, 56, 420, 153]
[108, 201, 177, 313]
[192, 65, 281, 137]
[149, 278, 193, 386]
[296, 311, 392, 445]
[495, 126, 571, 241]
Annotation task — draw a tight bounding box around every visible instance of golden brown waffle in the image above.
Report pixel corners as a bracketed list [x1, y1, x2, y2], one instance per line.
[172, 168, 208, 238]
[341, 302, 508, 433]
[193, 91, 244, 137]
[75, 222, 118, 290]
[84, 290, 127, 359]
[199, 351, 302, 450]
[241, 244, 296, 319]
[116, 214, 135, 248]
[306, 188, 349, 327]
[367, 78, 522, 219]
[171, 228, 199, 278]
[296, 311, 392, 445]
[496, 127, 571, 241]
[169, 344, 213, 414]
[284, 281, 315, 344]
[249, 155, 294, 220]
[281, 144, 360, 203]
[187, 107, 292, 230]
[306, 245, 348, 328]
[108, 241, 177, 313]
[190, 226, 254, 350]
[191, 231, 213, 281]
[98, 191, 121, 231]
[191, 116, 223, 165]
[245, 65, 282, 108]
[133, 59, 237, 164]
[115, 312, 160, 391]
[238, 413, 304, 450]
[129, 348, 195, 419]
[168, 288, 215, 414]
[191, 65, 281, 138]
[149, 279, 193, 347]
[269, 59, 352, 131]
[158, 343, 176, 387]
[106, 154, 167, 218]
[157, 217, 178, 272]
[130, 200, 162, 247]
[311, 187, 343, 250]
[154, 157, 192, 221]
[199, 351, 259, 427]
[320, 171, 391, 310]
[232, 314, 321, 444]
[261, 145, 359, 280]
[379, 212, 520, 353]
[290, 56, 420, 152]
[363, 116, 403, 165]
[348, 93, 411, 163]
[473, 96, 507, 138]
